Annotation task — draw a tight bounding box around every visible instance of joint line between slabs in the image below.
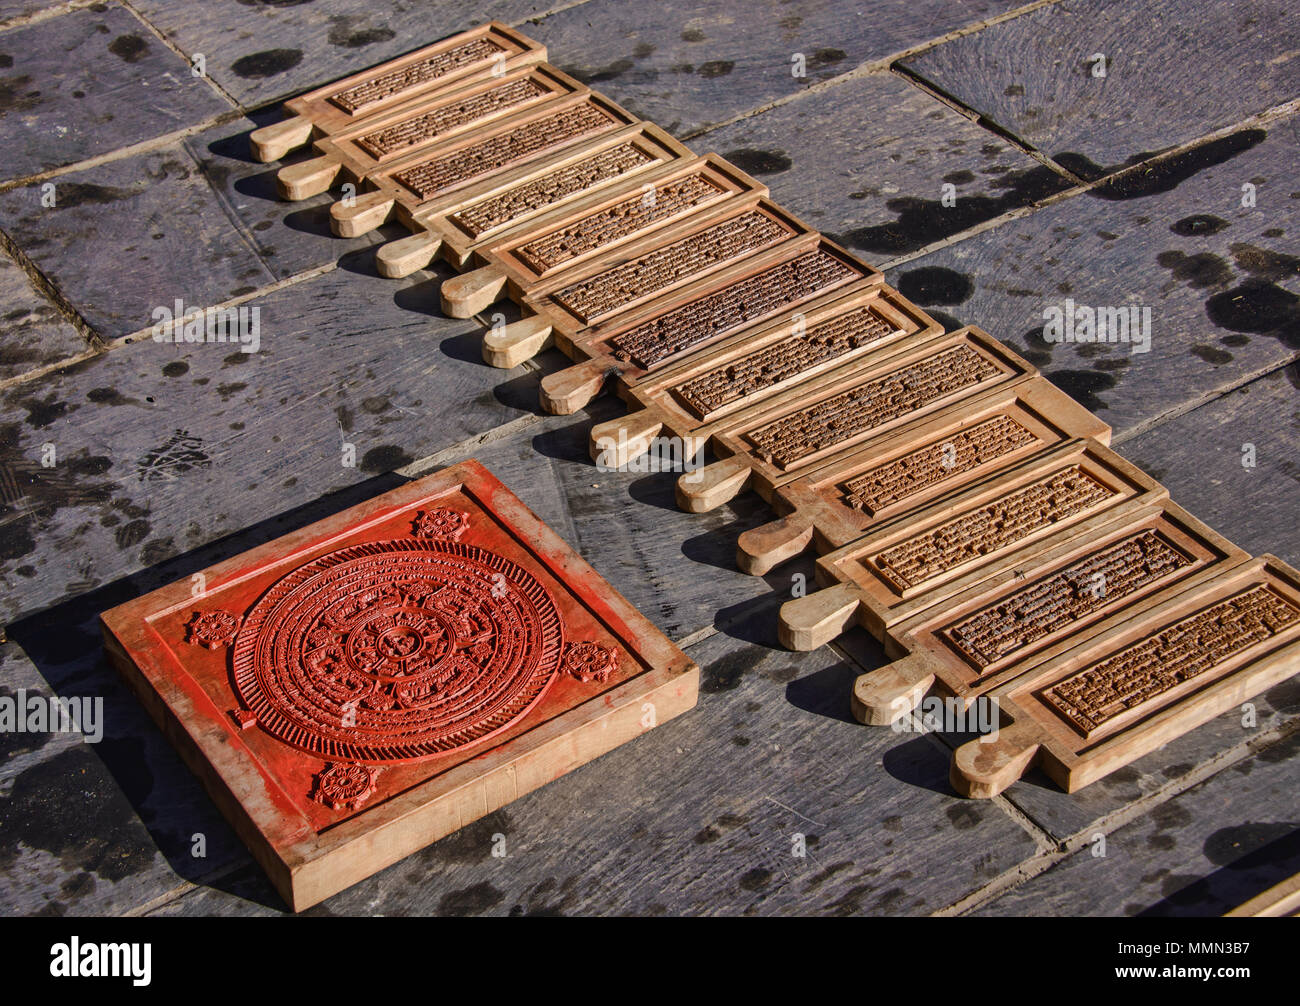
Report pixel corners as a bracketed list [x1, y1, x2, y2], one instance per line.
[117, 0, 242, 110]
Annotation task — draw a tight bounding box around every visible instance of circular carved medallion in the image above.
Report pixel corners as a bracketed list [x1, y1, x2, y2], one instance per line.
[231, 539, 563, 763]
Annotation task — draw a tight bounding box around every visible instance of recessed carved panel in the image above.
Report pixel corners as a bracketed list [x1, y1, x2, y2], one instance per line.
[393, 103, 616, 199]
[744, 346, 1004, 469]
[671, 306, 894, 419]
[1042, 584, 1300, 735]
[329, 38, 507, 114]
[940, 530, 1193, 671]
[841, 415, 1038, 515]
[871, 466, 1114, 592]
[607, 250, 858, 369]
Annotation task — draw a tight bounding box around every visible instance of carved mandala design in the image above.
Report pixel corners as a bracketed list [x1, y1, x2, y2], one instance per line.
[231, 539, 563, 763]
[411, 507, 469, 540]
[561, 640, 619, 683]
[313, 763, 379, 811]
[186, 609, 240, 649]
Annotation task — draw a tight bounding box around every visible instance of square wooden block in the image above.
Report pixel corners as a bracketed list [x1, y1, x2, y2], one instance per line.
[101, 460, 699, 911]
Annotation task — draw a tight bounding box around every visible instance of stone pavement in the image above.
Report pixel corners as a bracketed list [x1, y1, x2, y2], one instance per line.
[0, 0, 1297, 916]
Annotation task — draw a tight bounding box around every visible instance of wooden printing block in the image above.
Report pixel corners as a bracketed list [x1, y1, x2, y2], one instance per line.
[852, 499, 1250, 725]
[734, 375, 1111, 574]
[274, 63, 601, 201]
[440, 154, 768, 326]
[948, 555, 1300, 797]
[537, 236, 884, 414]
[588, 283, 940, 469]
[778, 438, 1169, 649]
[248, 22, 547, 162]
[100, 460, 699, 911]
[674, 325, 1038, 515]
[367, 123, 696, 275]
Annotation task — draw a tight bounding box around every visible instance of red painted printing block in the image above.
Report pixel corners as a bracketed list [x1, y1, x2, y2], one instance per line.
[101, 460, 699, 911]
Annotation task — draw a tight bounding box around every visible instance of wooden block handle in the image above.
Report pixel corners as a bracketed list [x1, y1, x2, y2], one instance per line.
[590, 409, 665, 467]
[850, 651, 939, 726]
[736, 511, 815, 575]
[277, 156, 342, 200]
[249, 115, 312, 162]
[540, 359, 611, 414]
[330, 190, 395, 238]
[483, 315, 553, 369]
[376, 232, 442, 279]
[950, 720, 1041, 799]
[778, 582, 861, 651]
[441, 266, 509, 318]
[675, 454, 751, 513]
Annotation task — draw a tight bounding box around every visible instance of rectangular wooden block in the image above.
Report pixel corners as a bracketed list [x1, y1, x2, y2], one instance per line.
[848, 500, 1250, 725]
[100, 460, 699, 911]
[951, 555, 1300, 797]
[249, 22, 547, 162]
[733, 375, 1111, 574]
[779, 438, 1169, 647]
[537, 237, 884, 415]
[675, 325, 1037, 514]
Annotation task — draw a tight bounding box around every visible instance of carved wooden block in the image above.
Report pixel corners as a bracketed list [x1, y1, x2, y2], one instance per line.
[674, 325, 1036, 515]
[779, 438, 1168, 648]
[537, 237, 883, 414]
[949, 555, 1300, 797]
[367, 123, 696, 275]
[589, 283, 939, 469]
[100, 460, 699, 911]
[274, 64, 604, 202]
[249, 22, 547, 162]
[439, 154, 766, 318]
[851, 500, 1249, 725]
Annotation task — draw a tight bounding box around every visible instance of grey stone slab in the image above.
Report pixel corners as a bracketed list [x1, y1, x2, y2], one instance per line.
[976, 730, 1300, 916]
[528, 0, 1030, 138]
[129, 0, 559, 108]
[0, 1, 59, 23]
[0, 261, 539, 625]
[182, 114, 404, 280]
[0, 2, 230, 181]
[0, 253, 88, 380]
[691, 70, 1070, 258]
[900, 0, 1300, 180]
[0, 143, 277, 338]
[148, 631, 1038, 915]
[884, 123, 1300, 439]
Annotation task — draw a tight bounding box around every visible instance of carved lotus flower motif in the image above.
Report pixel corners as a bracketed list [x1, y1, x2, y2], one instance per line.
[411, 507, 470, 540]
[561, 640, 619, 683]
[185, 609, 240, 649]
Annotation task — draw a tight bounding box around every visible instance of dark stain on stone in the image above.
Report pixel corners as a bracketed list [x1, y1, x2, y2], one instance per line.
[569, 58, 633, 84]
[140, 537, 177, 565]
[701, 644, 764, 693]
[722, 148, 792, 175]
[359, 445, 413, 474]
[694, 825, 720, 844]
[16, 393, 71, 429]
[1202, 821, 1298, 867]
[1229, 242, 1300, 283]
[231, 48, 303, 79]
[1171, 214, 1229, 237]
[1004, 83, 1024, 96]
[108, 34, 148, 63]
[739, 867, 772, 891]
[807, 48, 847, 70]
[1086, 129, 1266, 200]
[327, 19, 395, 48]
[1191, 344, 1233, 365]
[87, 387, 132, 406]
[895, 266, 973, 305]
[945, 803, 981, 830]
[437, 881, 504, 916]
[1205, 279, 1300, 350]
[834, 165, 1066, 254]
[49, 182, 137, 207]
[114, 519, 151, 550]
[216, 381, 248, 401]
[161, 361, 189, 377]
[698, 60, 734, 78]
[1156, 250, 1232, 289]
[731, 734, 750, 746]
[942, 169, 976, 185]
[633, 43, 656, 59]
[1048, 370, 1116, 411]
[0, 518, 36, 560]
[681, 27, 706, 42]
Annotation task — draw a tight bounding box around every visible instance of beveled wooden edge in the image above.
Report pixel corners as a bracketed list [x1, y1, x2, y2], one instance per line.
[951, 554, 1300, 797]
[252, 22, 547, 161]
[736, 373, 1114, 573]
[1226, 871, 1300, 916]
[100, 459, 700, 910]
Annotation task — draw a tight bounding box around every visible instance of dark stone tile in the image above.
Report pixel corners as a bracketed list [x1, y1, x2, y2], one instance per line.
[530, 0, 1030, 137]
[0, 254, 87, 380]
[693, 70, 1070, 258]
[0, 142, 276, 338]
[883, 125, 1300, 439]
[0, 2, 230, 181]
[977, 730, 1300, 916]
[900, 0, 1300, 179]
